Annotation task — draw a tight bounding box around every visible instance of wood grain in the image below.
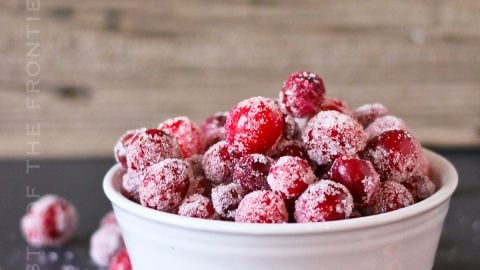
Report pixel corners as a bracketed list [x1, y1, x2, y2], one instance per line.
[1, 0, 479, 158]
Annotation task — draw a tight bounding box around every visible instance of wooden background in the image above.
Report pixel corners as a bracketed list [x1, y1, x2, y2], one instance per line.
[1, 0, 479, 158]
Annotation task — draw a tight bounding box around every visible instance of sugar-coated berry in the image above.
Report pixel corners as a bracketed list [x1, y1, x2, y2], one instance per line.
[100, 211, 118, 227]
[363, 181, 414, 215]
[187, 154, 204, 177]
[114, 129, 141, 169]
[403, 175, 436, 201]
[235, 190, 288, 223]
[159, 116, 206, 158]
[21, 195, 78, 247]
[126, 128, 181, 171]
[282, 114, 301, 140]
[364, 130, 421, 183]
[211, 183, 246, 220]
[202, 141, 236, 184]
[294, 180, 354, 223]
[178, 194, 216, 219]
[279, 71, 326, 117]
[201, 112, 228, 148]
[187, 176, 213, 198]
[225, 97, 284, 154]
[354, 103, 389, 127]
[139, 158, 191, 212]
[365, 115, 407, 141]
[90, 223, 124, 267]
[303, 110, 366, 166]
[418, 151, 430, 177]
[267, 139, 309, 161]
[109, 248, 132, 270]
[267, 156, 315, 199]
[329, 156, 380, 206]
[233, 154, 273, 193]
[121, 170, 141, 202]
[318, 97, 352, 116]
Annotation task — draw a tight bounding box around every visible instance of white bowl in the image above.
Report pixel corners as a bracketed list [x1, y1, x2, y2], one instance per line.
[103, 150, 457, 270]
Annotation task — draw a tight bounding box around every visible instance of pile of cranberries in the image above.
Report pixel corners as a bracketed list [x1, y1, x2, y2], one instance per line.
[114, 71, 435, 224]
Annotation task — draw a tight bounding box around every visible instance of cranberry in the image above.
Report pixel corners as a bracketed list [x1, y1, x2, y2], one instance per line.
[126, 128, 181, 172]
[235, 190, 288, 223]
[282, 114, 301, 140]
[354, 103, 389, 127]
[294, 180, 354, 223]
[403, 175, 436, 201]
[267, 156, 315, 199]
[201, 112, 228, 148]
[139, 158, 191, 212]
[202, 141, 236, 184]
[363, 181, 414, 215]
[267, 139, 309, 161]
[159, 116, 206, 158]
[21, 195, 78, 247]
[90, 223, 124, 267]
[100, 211, 118, 227]
[365, 115, 407, 141]
[187, 176, 213, 197]
[418, 151, 430, 177]
[364, 130, 421, 183]
[114, 129, 141, 169]
[186, 154, 204, 177]
[109, 248, 132, 270]
[178, 194, 216, 219]
[279, 71, 326, 117]
[211, 183, 246, 220]
[225, 97, 284, 154]
[329, 156, 380, 206]
[318, 97, 352, 115]
[303, 110, 366, 166]
[233, 154, 273, 193]
[121, 170, 141, 202]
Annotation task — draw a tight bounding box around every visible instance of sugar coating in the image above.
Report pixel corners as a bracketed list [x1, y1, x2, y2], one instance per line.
[235, 190, 288, 223]
[121, 170, 141, 202]
[211, 182, 246, 220]
[109, 248, 132, 270]
[294, 180, 354, 223]
[365, 115, 407, 141]
[201, 112, 228, 148]
[139, 158, 191, 212]
[318, 97, 352, 116]
[418, 151, 430, 177]
[267, 139, 309, 161]
[202, 141, 235, 185]
[159, 116, 206, 158]
[354, 103, 389, 127]
[21, 194, 78, 248]
[303, 110, 366, 166]
[267, 156, 315, 199]
[403, 175, 436, 201]
[114, 129, 142, 169]
[178, 194, 216, 219]
[363, 181, 414, 215]
[233, 153, 273, 193]
[90, 224, 124, 267]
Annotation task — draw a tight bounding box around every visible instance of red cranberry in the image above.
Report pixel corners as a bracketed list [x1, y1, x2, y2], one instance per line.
[329, 156, 380, 206]
[211, 183, 246, 220]
[159, 116, 206, 158]
[318, 97, 352, 115]
[21, 195, 78, 247]
[233, 154, 273, 193]
[267, 139, 309, 161]
[365, 115, 407, 141]
[303, 110, 366, 166]
[139, 158, 191, 212]
[178, 194, 216, 219]
[279, 71, 326, 117]
[114, 129, 141, 169]
[90, 223, 124, 267]
[202, 141, 236, 184]
[267, 156, 315, 199]
[354, 103, 389, 127]
[126, 128, 181, 172]
[121, 170, 141, 202]
[364, 130, 421, 183]
[235, 190, 288, 223]
[201, 112, 228, 148]
[109, 248, 132, 270]
[403, 174, 436, 201]
[363, 181, 414, 215]
[187, 176, 213, 198]
[225, 97, 284, 154]
[282, 114, 301, 140]
[294, 180, 354, 223]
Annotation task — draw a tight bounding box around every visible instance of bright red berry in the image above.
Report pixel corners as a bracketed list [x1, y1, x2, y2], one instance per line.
[159, 116, 206, 158]
[365, 115, 407, 141]
[233, 154, 273, 193]
[267, 156, 315, 199]
[178, 194, 216, 220]
[363, 181, 414, 215]
[235, 190, 288, 224]
[353, 103, 389, 127]
[109, 248, 132, 270]
[318, 97, 352, 115]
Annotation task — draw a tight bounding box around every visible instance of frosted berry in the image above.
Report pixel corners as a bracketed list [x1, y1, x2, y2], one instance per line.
[279, 71, 326, 117]
[100, 211, 118, 227]
[201, 112, 228, 148]
[121, 170, 141, 202]
[109, 248, 132, 270]
[303, 110, 366, 166]
[21, 195, 78, 247]
[294, 180, 354, 223]
[403, 175, 436, 201]
[90, 223, 124, 267]
[235, 191, 288, 223]
[211, 183, 246, 220]
[267, 156, 315, 199]
[365, 115, 407, 141]
[268, 139, 309, 161]
[202, 141, 236, 184]
[159, 116, 206, 158]
[363, 181, 414, 215]
[225, 97, 284, 154]
[139, 158, 191, 212]
[354, 103, 389, 127]
[178, 194, 216, 219]
[114, 129, 141, 169]
[233, 154, 273, 193]
[418, 151, 430, 177]
[318, 97, 352, 116]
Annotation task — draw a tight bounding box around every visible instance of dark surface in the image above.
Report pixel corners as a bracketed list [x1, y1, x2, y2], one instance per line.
[0, 149, 479, 270]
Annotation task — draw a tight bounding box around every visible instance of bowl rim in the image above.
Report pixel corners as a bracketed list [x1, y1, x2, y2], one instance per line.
[103, 149, 458, 235]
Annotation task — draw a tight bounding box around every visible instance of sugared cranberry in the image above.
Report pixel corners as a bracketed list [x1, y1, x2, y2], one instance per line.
[100, 211, 118, 227]
[126, 129, 181, 171]
[202, 141, 236, 184]
[363, 181, 414, 215]
[235, 191, 288, 223]
[178, 194, 216, 219]
[121, 170, 141, 202]
[139, 158, 191, 212]
[233, 154, 273, 193]
[267, 139, 309, 161]
[159, 116, 206, 158]
[303, 110, 366, 166]
[354, 103, 389, 127]
[418, 151, 430, 177]
[225, 97, 284, 154]
[403, 175, 436, 201]
[187, 176, 213, 197]
[114, 129, 141, 169]
[21, 195, 78, 247]
[279, 71, 326, 117]
[109, 248, 132, 270]
[267, 156, 315, 199]
[201, 112, 228, 148]
[365, 115, 407, 141]
[294, 180, 354, 223]
[282, 114, 301, 140]
[329, 156, 380, 206]
[186, 154, 204, 177]
[90, 223, 124, 267]
[318, 97, 352, 115]
[211, 183, 246, 220]
[364, 130, 421, 183]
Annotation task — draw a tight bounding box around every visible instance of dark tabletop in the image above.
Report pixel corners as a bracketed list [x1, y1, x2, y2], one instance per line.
[1, 149, 479, 270]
